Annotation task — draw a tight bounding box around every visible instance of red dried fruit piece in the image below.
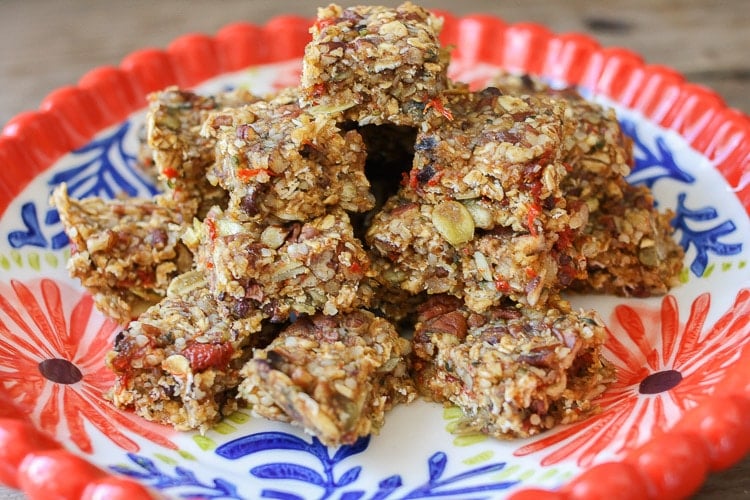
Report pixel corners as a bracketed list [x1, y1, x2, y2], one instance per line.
[424, 96, 454, 121]
[182, 342, 234, 372]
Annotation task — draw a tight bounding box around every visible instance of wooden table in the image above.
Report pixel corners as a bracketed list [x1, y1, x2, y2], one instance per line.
[0, 1, 748, 498]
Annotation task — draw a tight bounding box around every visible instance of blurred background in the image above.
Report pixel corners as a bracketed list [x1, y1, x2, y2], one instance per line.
[0, 1, 748, 499]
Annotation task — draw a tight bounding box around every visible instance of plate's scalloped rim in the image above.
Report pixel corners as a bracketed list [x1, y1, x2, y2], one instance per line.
[1, 12, 749, 500]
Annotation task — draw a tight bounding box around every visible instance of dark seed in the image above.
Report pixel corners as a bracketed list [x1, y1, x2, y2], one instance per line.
[414, 136, 438, 152]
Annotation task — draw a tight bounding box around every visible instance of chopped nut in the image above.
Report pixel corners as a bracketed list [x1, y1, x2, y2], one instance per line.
[167, 270, 208, 299]
[163, 354, 190, 377]
[463, 200, 493, 229]
[215, 218, 245, 237]
[431, 201, 475, 246]
[638, 238, 659, 267]
[473, 251, 493, 282]
[260, 225, 289, 249]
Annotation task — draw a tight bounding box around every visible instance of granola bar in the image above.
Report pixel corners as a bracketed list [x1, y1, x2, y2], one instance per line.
[51, 183, 193, 324]
[106, 271, 273, 431]
[367, 192, 460, 296]
[555, 91, 684, 296]
[366, 190, 566, 311]
[202, 94, 375, 222]
[571, 183, 684, 296]
[300, 1, 450, 126]
[411, 295, 614, 439]
[364, 88, 605, 311]
[409, 88, 577, 236]
[196, 207, 375, 322]
[147, 86, 260, 218]
[238, 309, 416, 446]
[489, 74, 684, 296]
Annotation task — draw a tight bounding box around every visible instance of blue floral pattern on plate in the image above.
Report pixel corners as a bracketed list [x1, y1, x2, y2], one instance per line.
[112, 453, 242, 499]
[620, 116, 742, 276]
[6, 120, 157, 251]
[214, 432, 518, 500]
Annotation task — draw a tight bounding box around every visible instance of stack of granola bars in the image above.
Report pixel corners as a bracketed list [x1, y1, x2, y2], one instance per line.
[53, 2, 683, 445]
